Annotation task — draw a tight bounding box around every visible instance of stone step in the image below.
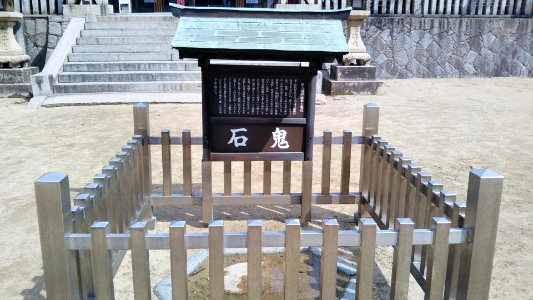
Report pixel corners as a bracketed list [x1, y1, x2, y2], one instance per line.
[68, 52, 181, 62]
[96, 14, 175, 23]
[81, 28, 177, 37]
[72, 44, 173, 53]
[63, 61, 199, 72]
[77, 36, 173, 45]
[85, 22, 177, 30]
[58, 71, 201, 83]
[54, 81, 202, 94]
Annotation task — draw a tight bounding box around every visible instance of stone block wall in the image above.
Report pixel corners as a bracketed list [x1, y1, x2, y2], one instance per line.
[15, 16, 71, 71]
[361, 17, 533, 79]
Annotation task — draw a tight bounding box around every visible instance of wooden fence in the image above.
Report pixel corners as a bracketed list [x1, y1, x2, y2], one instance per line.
[35, 103, 504, 299]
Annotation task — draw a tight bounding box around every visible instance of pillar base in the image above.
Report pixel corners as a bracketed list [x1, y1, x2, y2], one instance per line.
[323, 65, 383, 95]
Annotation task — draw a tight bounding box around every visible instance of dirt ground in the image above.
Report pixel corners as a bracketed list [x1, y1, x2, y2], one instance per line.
[1, 77, 532, 299]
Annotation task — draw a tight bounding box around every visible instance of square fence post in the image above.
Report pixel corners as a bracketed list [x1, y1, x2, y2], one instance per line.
[35, 172, 80, 300]
[359, 104, 379, 218]
[457, 169, 504, 300]
[133, 103, 152, 218]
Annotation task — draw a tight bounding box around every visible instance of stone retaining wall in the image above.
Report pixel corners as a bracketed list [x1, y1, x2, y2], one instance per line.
[15, 16, 71, 71]
[361, 17, 533, 79]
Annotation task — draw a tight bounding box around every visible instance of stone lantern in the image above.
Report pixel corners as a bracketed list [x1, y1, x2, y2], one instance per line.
[0, 0, 30, 68]
[0, 0, 37, 97]
[323, 9, 383, 95]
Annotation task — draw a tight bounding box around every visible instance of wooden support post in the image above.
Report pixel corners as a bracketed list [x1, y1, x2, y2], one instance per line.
[263, 161, 271, 195]
[285, 219, 301, 300]
[209, 220, 224, 300]
[391, 218, 414, 300]
[404, 164, 421, 221]
[359, 104, 379, 200]
[182, 130, 193, 196]
[395, 157, 411, 218]
[102, 165, 120, 233]
[283, 161, 291, 195]
[320, 219, 339, 300]
[444, 201, 466, 299]
[301, 160, 313, 223]
[341, 130, 352, 195]
[247, 220, 262, 300]
[162, 129, 172, 196]
[94, 174, 111, 222]
[457, 169, 504, 300]
[420, 180, 443, 274]
[73, 194, 95, 299]
[321, 130, 332, 195]
[170, 221, 188, 300]
[202, 161, 213, 224]
[244, 161, 252, 196]
[224, 161, 232, 196]
[378, 144, 393, 222]
[425, 217, 451, 300]
[413, 171, 431, 271]
[387, 150, 402, 228]
[133, 103, 152, 217]
[357, 218, 377, 299]
[35, 173, 80, 300]
[131, 222, 150, 300]
[110, 158, 128, 231]
[91, 222, 114, 300]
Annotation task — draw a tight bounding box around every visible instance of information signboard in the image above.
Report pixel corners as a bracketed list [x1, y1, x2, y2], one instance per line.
[203, 63, 315, 161]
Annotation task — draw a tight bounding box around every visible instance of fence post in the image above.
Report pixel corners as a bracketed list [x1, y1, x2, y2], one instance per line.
[301, 160, 313, 223]
[131, 222, 151, 300]
[133, 103, 152, 218]
[162, 129, 172, 196]
[202, 161, 213, 223]
[91, 222, 114, 300]
[285, 219, 301, 299]
[320, 219, 339, 300]
[209, 220, 224, 300]
[35, 172, 81, 300]
[457, 169, 504, 300]
[357, 218, 377, 299]
[359, 103, 379, 200]
[247, 220, 262, 300]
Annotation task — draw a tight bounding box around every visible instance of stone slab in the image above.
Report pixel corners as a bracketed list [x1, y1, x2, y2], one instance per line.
[323, 77, 383, 95]
[0, 83, 33, 97]
[0, 67, 38, 84]
[331, 65, 377, 81]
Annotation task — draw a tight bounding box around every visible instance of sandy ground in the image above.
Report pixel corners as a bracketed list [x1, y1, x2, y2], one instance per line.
[1, 77, 532, 299]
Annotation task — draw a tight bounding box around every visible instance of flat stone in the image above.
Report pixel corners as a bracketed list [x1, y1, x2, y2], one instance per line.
[224, 262, 248, 294]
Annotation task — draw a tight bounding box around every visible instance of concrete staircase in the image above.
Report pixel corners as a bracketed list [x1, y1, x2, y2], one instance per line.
[54, 14, 201, 94]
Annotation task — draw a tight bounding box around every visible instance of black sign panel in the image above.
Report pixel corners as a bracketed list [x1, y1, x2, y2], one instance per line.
[202, 63, 316, 161]
[208, 76, 306, 118]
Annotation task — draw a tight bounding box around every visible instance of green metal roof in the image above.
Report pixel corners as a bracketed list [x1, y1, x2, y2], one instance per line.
[170, 4, 350, 61]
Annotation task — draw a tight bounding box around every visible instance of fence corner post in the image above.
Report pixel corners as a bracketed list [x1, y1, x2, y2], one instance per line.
[457, 168, 504, 300]
[359, 103, 379, 218]
[133, 102, 152, 218]
[35, 172, 80, 300]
